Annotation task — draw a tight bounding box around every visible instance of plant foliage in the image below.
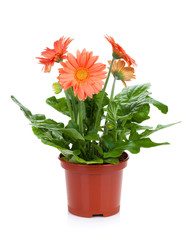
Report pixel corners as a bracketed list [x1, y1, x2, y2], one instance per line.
[11, 82, 178, 164]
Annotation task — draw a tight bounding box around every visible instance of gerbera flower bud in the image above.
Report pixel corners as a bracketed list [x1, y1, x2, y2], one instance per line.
[105, 35, 136, 67]
[52, 82, 62, 94]
[108, 60, 136, 87]
[57, 49, 107, 101]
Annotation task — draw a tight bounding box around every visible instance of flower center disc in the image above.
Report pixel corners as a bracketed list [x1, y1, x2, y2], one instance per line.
[75, 68, 88, 81]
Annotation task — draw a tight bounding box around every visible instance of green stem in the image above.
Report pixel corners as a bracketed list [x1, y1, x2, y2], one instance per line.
[69, 87, 77, 122]
[110, 77, 117, 101]
[121, 119, 127, 128]
[88, 141, 91, 159]
[91, 141, 95, 159]
[78, 100, 84, 135]
[94, 58, 115, 129]
[114, 130, 117, 142]
[64, 90, 73, 121]
[80, 146, 88, 160]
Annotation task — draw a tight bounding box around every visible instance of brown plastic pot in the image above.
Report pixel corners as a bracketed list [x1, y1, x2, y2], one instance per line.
[58, 153, 128, 218]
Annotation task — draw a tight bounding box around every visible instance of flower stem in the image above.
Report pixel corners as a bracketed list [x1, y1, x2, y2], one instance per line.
[94, 58, 115, 129]
[110, 76, 117, 101]
[80, 146, 88, 160]
[91, 141, 95, 159]
[64, 90, 73, 121]
[69, 87, 77, 122]
[78, 100, 84, 135]
[114, 130, 117, 142]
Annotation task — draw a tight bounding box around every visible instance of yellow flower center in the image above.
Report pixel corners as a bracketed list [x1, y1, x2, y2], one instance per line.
[75, 68, 89, 81]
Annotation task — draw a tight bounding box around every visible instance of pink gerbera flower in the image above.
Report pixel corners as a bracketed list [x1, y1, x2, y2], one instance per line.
[57, 49, 107, 101]
[37, 37, 73, 72]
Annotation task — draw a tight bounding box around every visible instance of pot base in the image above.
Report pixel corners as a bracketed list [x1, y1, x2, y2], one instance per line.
[68, 205, 120, 218]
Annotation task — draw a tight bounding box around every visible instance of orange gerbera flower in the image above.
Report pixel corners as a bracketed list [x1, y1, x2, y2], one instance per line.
[37, 37, 73, 72]
[108, 60, 135, 87]
[105, 35, 136, 67]
[57, 49, 107, 101]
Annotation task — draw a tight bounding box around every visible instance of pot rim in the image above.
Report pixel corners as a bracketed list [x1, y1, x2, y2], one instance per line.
[58, 153, 129, 174]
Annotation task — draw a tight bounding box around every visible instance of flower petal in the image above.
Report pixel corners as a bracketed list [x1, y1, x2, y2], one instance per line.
[67, 53, 79, 68]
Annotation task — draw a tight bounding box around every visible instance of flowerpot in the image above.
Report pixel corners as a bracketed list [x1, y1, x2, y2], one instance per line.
[58, 153, 128, 218]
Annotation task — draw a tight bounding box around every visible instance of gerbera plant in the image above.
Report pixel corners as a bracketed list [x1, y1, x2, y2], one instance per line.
[11, 35, 178, 164]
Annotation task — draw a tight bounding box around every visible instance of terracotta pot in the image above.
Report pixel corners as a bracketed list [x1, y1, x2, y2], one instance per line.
[59, 153, 128, 218]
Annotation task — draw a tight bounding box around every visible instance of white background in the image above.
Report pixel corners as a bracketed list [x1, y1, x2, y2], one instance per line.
[0, 0, 193, 239]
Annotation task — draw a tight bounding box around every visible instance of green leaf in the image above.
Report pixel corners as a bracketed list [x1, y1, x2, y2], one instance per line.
[60, 149, 81, 160]
[115, 83, 151, 103]
[140, 122, 180, 138]
[132, 104, 150, 122]
[94, 91, 109, 108]
[124, 122, 153, 131]
[32, 126, 69, 149]
[46, 96, 70, 116]
[41, 139, 68, 149]
[31, 119, 84, 142]
[31, 119, 64, 130]
[147, 97, 168, 114]
[103, 158, 119, 164]
[93, 144, 104, 155]
[84, 129, 100, 140]
[114, 84, 151, 123]
[84, 92, 109, 131]
[101, 135, 116, 150]
[11, 96, 33, 120]
[11, 96, 46, 121]
[11, 96, 84, 152]
[114, 83, 168, 124]
[66, 120, 79, 131]
[104, 138, 169, 158]
[62, 128, 85, 141]
[69, 155, 103, 164]
[106, 101, 118, 129]
[31, 114, 46, 120]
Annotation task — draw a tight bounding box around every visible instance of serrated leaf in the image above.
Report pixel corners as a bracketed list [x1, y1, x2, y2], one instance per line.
[140, 122, 180, 138]
[106, 101, 118, 129]
[124, 122, 153, 131]
[104, 138, 169, 158]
